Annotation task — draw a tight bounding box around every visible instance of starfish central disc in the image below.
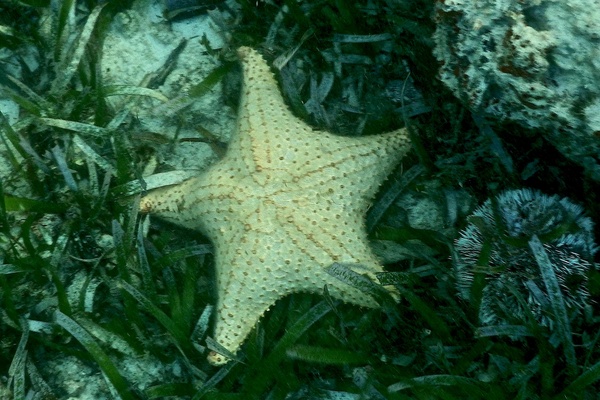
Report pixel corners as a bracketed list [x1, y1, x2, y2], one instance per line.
[140, 47, 411, 365]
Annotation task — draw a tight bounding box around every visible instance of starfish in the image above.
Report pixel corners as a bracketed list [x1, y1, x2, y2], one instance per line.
[140, 47, 411, 365]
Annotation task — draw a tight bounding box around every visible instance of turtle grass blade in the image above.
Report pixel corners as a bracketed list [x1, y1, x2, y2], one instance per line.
[104, 109, 131, 132]
[467, 236, 493, 319]
[51, 144, 78, 191]
[111, 179, 145, 198]
[475, 325, 532, 338]
[9, 124, 51, 174]
[145, 383, 195, 399]
[0, 111, 28, 162]
[529, 235, 577, 377]
[504, 282, 555, 395]
[1, 81, 44, 117]
[285, 344, 368, 365]
[326, 263, 398, 310]
[8, 318, 29, 398]
[0, 178, 8, 231]
[75, 316, 137, 357]
[15, 0, 49, 6]
[508, 356, 540, 391]
[173, 256, 202, 332]
[188, 62, 234, 98]
[118, 280, 191, 355]
[377, 270, 450, 338]
[55, 311, 135, 400]
[376, 271, 419, 288]
[6, 74, 48, 107]
[111, 170, 198, 198]
[159, 62, 234, 116]
[103, 85, 169, 102]
[191, 361, 236, 400]
[191, 305, 213, 349]
[396, 285, 451, 341]
[10, 349, 25, 400]
[53, 3, 107, 94]
[39, 117, 111, 138]
[245, 301, 331, 396]
[73, 135, 116, 174]
[0, 23, 16, 39]
[112, 219, 145, 338]
[332, 33, 393, 43]
[328, 263, 401, 325]
[0, 263, 22, 275]
[0, 274, 20, 324]
[388, 374, 486, 396]
[55, 0, 75, 58]
[374, 225, 450, 255]
[153, 244, 212, 270]
[205, 336, 244, 364]
[48, 232, 72, 315]
[26, 358, 54, 398]
[136, 228, 157, 298]
[557, 359, 600, 398]
[366, 163, 424, 233]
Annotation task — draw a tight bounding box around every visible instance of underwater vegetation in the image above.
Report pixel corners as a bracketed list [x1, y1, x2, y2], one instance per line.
[0, 0, 599, 399]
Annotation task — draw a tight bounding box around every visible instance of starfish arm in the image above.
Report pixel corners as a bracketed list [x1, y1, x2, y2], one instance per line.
[139, 178, 199, 221]
[231, 47, 411, 189]
[291, 129, 410, 203]
[139, 174, 239, 233]
[225, 46, 298, 182]
[208, 222, 381, 365]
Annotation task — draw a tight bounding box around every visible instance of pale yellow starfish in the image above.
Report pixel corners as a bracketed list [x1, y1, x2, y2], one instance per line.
[140, 46, 411, 365]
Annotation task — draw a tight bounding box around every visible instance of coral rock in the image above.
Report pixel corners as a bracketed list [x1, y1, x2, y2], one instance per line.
[433, 0, 600, 180]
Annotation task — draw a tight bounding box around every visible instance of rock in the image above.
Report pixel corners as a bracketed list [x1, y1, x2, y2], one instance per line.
[433, 0, 600, 180]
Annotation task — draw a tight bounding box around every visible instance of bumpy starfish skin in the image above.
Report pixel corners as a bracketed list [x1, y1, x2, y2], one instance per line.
[140, 47, 411, 365]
